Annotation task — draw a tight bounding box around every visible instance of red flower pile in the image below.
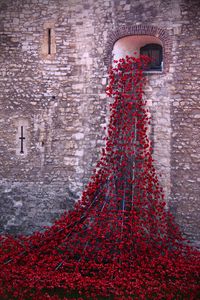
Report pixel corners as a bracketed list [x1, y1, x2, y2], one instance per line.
[0, 55, 200, 300]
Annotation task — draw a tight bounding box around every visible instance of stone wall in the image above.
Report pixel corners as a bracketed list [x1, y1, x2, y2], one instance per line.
[0, 0, 199, 245]
[0, 0, 108, 235]
[170, 0, 200, 246]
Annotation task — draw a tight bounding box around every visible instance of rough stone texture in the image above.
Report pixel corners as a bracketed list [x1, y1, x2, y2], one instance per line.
[0, 0, 199, 246]
[170, 0, 200, 247]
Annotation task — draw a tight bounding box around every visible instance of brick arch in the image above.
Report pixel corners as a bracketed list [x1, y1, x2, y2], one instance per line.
[104, 25, 172, 73]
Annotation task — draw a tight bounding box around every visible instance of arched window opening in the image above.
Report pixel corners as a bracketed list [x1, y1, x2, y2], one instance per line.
[112, 36, 163, 73]
[140, 44, 163, 71]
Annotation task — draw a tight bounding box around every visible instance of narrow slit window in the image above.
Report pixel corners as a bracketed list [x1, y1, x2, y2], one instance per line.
[41, 22, 56, 58]
[47, 28, 51, 55]
[19, 126, 25, 154]
[15, 120, 28, 156]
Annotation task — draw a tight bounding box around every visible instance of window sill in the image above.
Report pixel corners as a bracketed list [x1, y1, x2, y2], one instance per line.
[143, 70, 163, 75]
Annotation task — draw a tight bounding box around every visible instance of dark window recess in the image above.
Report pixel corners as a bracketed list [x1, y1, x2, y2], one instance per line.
[47, 28, 51, 54]
[19, 126, 25, 154]
[140, 44, 163, 71]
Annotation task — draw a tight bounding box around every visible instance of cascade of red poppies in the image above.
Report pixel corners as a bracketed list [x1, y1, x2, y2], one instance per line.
[0, 55, 199, 300]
